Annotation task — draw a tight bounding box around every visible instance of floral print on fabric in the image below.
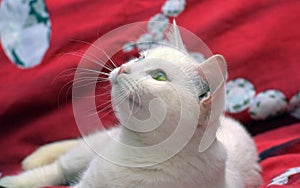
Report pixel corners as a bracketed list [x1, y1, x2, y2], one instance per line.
[122, 0, 188, 54]
[225, 78, 255, 113]
[0, 0, 51, 68]
[161, 0, 186, 17]
[123, 0, 300, 122]
[148, 14, 169, 40]
[249, 90, 287, 120]
[122, 0, 207, 65]
[289, 92, 300, 119]
[225, 79, 300, 120]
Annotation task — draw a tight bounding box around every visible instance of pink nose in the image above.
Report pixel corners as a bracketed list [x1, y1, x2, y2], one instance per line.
[117, 66, 128, 75]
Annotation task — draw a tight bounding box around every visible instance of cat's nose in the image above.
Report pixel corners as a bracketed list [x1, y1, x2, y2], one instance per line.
[117, 65, 129, 75]
[109, 65, 130, 83]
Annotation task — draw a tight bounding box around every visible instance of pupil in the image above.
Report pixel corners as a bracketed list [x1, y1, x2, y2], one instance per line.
[199, 92, 207, 98]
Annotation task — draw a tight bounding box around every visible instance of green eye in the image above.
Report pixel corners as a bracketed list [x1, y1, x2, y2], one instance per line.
[152, 70, 167, 81]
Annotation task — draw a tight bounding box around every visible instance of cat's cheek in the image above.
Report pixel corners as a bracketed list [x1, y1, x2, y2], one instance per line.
[143, 80, 170, 93]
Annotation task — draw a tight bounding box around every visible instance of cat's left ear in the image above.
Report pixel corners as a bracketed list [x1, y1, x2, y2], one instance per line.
[197, 55, 227, 152]
[167, 20, 187, 52]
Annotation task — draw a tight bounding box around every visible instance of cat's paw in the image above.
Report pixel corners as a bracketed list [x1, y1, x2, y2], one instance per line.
[0, 176, 33, 188]
[22, 140, 78, 170]
[22, 147, 56, 170]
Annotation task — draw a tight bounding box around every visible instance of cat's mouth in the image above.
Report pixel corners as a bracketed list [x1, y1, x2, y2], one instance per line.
[128, 94, 142, 109]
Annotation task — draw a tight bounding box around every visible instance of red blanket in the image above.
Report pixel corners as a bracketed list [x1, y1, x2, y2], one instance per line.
[0, 0, 299, 187]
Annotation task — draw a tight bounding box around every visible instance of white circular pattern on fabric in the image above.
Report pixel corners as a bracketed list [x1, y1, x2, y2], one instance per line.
[161, 0, 186, 17]
[148, 14, 169, 36]
[122, 0, 193, 55]
[120, 0, 299, 121]
[225, 78, 255, 113]
[249, 90, 287, 120]
[136, 33, 153, 51]
[151, 31, 165, 42]
[288, 92, 300, 119]
[122, 42, 136, 52]
[0, 0, 51, 68]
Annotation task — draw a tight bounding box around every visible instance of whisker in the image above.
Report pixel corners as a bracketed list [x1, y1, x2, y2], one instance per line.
[85, 76, 147, 120]
[52, 68, 81, 86]
[95, 98, 116, 110]
[73, 91, 111, 99]
[73, 76, 109, 82]
[75, 67, 111, 76]
[83, 52, 115, 71]
[89, 94, 123, 119]
[96, 84, 112, 90]
[95, 91, 111, 97]
[73, 81, 108, 89]
[63, 51, 114, 72]
[97, 88, 133, 119]
[71, 39, 119, 69]
[83, 52, 115, 72]
[97, 106, 118, 120]
[103, 89, 127, 105]
[73, 77, 109, 83]
[56, 78, 77, 106]
[134, 83, 142, 113]
[129, 79, 144, 115]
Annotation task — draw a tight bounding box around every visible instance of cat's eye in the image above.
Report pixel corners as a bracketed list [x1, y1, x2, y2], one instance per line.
[199, 92, 208, 99]
[199, 84, 210, 100]
[151, 70, 168, 81]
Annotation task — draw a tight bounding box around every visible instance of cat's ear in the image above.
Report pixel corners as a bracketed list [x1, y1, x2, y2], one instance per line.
[199, 55, 227, 82]
[198, 55, 227, 152]
[167, 20, 186, 52]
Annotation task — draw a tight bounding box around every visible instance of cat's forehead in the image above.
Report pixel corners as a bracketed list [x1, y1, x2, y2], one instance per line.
[145, 46, 195, 66]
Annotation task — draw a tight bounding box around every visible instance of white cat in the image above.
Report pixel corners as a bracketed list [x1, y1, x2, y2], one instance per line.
[0, 23, 262, 188]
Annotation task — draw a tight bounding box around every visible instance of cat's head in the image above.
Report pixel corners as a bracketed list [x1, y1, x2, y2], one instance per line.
[109, 22, 227, 151]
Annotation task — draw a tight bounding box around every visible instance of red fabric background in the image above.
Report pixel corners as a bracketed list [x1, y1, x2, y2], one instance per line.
[0, 0, 299, 187]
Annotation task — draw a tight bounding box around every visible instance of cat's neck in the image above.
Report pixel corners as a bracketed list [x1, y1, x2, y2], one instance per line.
[119, 120, 217, 153]
[119, 123, 227, 179]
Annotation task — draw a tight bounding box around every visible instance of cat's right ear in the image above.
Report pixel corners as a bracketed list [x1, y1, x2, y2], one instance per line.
[199, 55, 227, 84]
[197, 55, 227, 152]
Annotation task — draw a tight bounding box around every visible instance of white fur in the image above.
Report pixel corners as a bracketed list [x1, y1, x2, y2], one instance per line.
[0, 29, 262, 188]
[22, 140, 78, 170]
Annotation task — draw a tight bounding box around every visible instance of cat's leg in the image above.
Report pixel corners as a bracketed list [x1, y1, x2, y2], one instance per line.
[22, 139, 78, 170]
[0, 161, 67, 188]
[0, 128, 118, 188]
[218, 117, 262, 188]
[0, 139, 95, 188]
